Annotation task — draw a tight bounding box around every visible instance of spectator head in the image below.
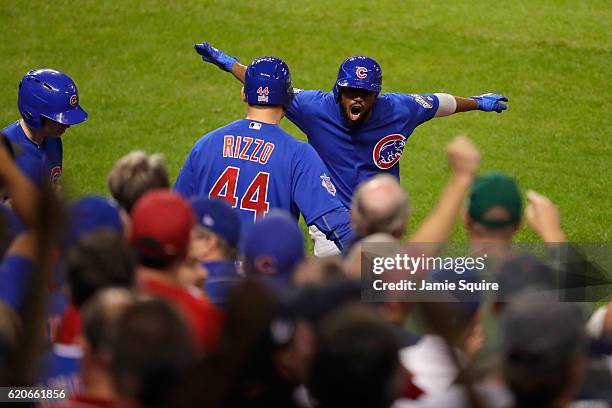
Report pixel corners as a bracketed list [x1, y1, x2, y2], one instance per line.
[293, 256, 345, 287]
[351, 174, 409, 239]
[107, 151, 170, 214]
[67, 229, 135, 308]
[309, 303, 402, 408]
[493, 253, 555, 314]
[241, 211, 304, 290]
[501, 296, 587, 408]
[190, 197, 241, 261]
[465, 172, 522, 241]
[111, 297, 196, 408]
[422, 266, 483, 345]
[80, 288, 134, 395]
[345, 233, 399, 280]
[130, 190, 195, 270]
[63, 195, 124, 250]
[196, 279, 307, 406]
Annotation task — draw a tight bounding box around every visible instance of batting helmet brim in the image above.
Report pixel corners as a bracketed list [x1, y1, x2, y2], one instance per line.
[336, 78, 381, 93]
[44, 106, 89, 126]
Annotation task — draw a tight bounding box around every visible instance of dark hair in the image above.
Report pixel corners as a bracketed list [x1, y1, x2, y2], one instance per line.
[81, 288, 133, 354]
[66, 229, 135, 308]
[170, 279, 300, 408]
[502, 297, 586, 407]
[495, 253, 555, 309]
[309, 303, 401, 408]
[111, 297, 196, 408]
[132, 236, 178, 270]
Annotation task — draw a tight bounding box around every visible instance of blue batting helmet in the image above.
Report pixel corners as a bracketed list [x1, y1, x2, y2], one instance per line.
[333, 56, 382, 101]
[244, 57, 294, 108]
[17, 68, 88, 129]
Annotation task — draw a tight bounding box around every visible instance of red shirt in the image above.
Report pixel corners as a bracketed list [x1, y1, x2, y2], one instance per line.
[56, 303, 82, 345]
[50, 394, 116, 408]
[138, 273, 222, 352]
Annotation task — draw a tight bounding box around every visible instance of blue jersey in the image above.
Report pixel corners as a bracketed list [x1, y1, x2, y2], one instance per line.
[38, 344, 83, 399]
[286, 91, 439, 207]
[2, 121, 63, 187]
[0, 255, 33, 310]
[202, 260, 241, 307]
[174, 119, 345, 230]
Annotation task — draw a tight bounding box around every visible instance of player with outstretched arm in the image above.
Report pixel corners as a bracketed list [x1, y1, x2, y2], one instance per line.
[194, 42, 508, 256]
[174, 56, 353, 252]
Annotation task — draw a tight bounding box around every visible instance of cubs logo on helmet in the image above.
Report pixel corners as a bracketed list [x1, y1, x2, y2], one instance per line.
[372, 134, 406, 170]
[355, 67, 368, 79]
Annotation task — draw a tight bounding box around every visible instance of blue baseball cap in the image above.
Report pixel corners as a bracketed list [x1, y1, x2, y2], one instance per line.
[191, 197, 241, 248]
[63, 196, 123, 248]
[241, 211, 305, 290]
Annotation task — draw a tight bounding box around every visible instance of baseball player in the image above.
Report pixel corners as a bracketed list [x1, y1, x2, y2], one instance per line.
[193, 42, 508, 255]
[174, 57, 352, 252]
[2, 68, 88, 190]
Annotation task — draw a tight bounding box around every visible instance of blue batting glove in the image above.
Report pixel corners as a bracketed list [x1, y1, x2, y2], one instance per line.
[194, 42, 238, 72]
[470, 93, 508, 113]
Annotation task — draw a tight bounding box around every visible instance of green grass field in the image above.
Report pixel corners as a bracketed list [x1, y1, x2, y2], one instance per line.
[1, 1, 610, 246]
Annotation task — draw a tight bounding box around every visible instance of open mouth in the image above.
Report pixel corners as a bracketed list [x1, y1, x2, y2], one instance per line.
[349, 104, 363, 121]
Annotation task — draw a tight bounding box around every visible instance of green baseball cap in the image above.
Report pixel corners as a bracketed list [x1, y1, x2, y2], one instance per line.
[468, 172, 522, 228]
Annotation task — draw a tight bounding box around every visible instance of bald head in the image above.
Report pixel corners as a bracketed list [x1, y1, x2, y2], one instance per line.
[351, 175, 409, 238]
[81, 288, 135, 354]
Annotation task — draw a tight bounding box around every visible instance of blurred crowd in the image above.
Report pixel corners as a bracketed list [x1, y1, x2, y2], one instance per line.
[1, 128, 611, 408]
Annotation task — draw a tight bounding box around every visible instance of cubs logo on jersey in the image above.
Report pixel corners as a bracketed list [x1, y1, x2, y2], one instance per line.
[50, 165, 62, 184]
[372, 134, 406, 170]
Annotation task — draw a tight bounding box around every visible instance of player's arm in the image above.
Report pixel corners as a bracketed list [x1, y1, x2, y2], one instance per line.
[194, 42, 246, 83]
[0, 134, 40, 227]
[174, 150, 196, 198]
[433, 93, 508, 117]
[311, 208, 354, 252]
[293, 145, 354, 251]
[409, 135, 480, 245]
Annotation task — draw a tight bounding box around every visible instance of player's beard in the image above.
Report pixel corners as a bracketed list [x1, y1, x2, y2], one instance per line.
[342, 103, 373, 127]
